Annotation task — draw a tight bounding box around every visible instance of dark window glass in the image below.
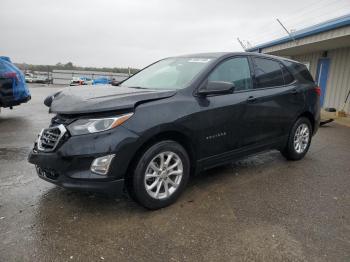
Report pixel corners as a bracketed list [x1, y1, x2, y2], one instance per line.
[295, 63, 314, 82]
[280, 64, 294, 84]
[208, 57, 252, 91]
[253, 57, 284, 88]
[284, 61, 314, 82]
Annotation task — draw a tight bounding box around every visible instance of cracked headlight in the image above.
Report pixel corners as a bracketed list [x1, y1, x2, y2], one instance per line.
[68, 113, 133, 135]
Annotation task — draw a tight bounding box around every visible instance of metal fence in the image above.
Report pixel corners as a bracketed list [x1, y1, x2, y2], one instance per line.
[52, 70, 130, 85]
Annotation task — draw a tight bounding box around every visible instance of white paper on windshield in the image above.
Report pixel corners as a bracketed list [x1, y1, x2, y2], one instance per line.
[188, 58, 211, 63]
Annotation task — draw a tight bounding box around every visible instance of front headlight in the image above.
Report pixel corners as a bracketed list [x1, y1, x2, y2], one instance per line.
[67, 113, 133, 135]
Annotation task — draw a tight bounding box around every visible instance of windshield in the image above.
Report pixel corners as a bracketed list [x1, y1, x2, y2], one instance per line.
[120, 57, 212, 90]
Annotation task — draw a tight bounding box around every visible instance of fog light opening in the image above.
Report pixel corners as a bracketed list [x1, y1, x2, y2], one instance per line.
[90, 154, 115, 175]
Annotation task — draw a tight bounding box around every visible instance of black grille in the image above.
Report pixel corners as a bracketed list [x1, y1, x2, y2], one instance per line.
[37, 124, 66, 152]
[36, 166, 59, 180]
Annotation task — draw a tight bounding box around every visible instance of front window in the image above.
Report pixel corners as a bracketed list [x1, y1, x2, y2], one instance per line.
[120, 57, 213, 90]
[208, 57, 252, 92]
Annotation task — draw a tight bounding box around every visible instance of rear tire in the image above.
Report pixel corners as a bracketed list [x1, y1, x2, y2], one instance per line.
[128, 140, 190, 210]
[281, 117, 312, 161]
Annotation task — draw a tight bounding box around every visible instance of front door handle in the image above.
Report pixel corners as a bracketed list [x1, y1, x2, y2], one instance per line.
[247, 96, 257, 103]
[291, 88, 298, 94]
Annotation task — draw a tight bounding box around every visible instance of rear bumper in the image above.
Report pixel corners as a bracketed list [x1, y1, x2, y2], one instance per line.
[0, 95, 31, 108]
[0, 78, 31, 107]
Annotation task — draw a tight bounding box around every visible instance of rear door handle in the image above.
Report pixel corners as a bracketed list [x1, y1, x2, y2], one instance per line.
[247, 96, 257, 103]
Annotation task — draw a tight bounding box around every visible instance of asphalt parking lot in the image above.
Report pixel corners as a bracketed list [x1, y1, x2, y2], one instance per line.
[1, 84, 350, 262]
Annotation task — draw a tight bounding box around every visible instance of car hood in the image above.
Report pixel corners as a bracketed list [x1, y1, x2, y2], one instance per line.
[48, 85, 177, 114]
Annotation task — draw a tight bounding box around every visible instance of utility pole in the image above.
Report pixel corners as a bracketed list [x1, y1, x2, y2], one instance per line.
[47, 66, 50, 85]
[276, 18, 296, 42]
[237, 38, 247, 51]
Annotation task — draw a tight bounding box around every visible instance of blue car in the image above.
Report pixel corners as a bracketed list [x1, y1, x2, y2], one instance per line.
[0, 56, 31, 108]
[92, 77, 111, 85]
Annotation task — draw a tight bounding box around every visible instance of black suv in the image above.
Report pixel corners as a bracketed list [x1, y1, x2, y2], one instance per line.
[28, 52, 320, 209]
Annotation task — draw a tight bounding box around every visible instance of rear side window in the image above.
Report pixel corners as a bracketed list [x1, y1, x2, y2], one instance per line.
[208, 57, 252, 91]
[284, 61, 314, 83]
[280, 64, 294, 84]
[294, 63, 314, 82]
[253, 57, 284, 88]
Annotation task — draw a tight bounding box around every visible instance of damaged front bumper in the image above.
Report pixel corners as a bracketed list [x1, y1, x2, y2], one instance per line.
[29, 150, 125, 195]
[28, 124, 140, 195]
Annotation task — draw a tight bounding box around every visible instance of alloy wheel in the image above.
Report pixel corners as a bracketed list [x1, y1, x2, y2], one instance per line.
[293, 123, 310, 154]
[144, 151, 183, 200]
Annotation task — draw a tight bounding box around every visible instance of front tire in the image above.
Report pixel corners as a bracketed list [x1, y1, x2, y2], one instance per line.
[129, 140, 190, 210]
[282, 117, 312, 161]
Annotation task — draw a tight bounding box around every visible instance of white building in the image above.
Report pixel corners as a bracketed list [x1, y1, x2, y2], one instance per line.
[247, 14, 350, 113]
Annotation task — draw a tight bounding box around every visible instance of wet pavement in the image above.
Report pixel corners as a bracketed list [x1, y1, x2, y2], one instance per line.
[1, 85, 350, 262]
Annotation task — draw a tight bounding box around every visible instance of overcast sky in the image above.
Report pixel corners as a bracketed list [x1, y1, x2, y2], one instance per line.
[1, 0, 349, 68]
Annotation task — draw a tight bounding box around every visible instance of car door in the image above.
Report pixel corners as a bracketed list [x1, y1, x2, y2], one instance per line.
[194, 56, 254, 161]
[240, 56, 302, 147]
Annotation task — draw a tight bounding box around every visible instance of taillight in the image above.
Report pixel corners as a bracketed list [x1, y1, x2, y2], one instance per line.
[315, 86, 321, 96]
[4, 72, 17, 78]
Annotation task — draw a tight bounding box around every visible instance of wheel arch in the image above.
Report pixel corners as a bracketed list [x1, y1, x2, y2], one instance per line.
[125, 130, 197, 182]
[298, 111, 315, 133]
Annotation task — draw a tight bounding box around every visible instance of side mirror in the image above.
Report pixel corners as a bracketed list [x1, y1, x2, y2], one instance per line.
[44, 91, 61, 107]
[44, 95, 53, 107]
[198, 81, 235, 96]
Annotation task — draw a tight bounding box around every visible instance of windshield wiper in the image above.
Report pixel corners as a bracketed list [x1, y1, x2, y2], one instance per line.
[126, 86, 149, 90]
